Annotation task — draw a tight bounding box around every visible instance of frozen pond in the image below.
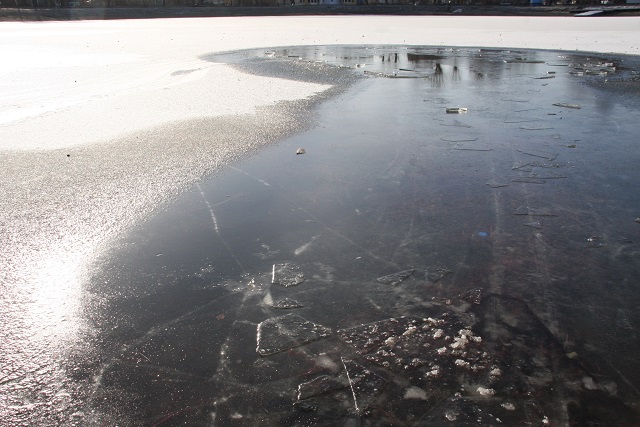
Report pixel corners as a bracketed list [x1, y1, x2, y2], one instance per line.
[65, 47, 640, 424]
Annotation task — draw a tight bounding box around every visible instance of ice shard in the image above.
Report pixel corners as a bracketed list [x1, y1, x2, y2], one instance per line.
[376, 269, 415, 285]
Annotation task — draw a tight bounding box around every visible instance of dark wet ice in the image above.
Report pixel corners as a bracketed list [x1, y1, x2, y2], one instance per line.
[83, 46, 640, 425]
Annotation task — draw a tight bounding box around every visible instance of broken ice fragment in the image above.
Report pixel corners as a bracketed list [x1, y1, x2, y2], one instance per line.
[425, 266, 452, 283]
[486, 181, 509, 188]
[376, 269, 415, 285]
[297, 375, 349, 400]
[272, 298, 304, 309]
[256, 314, 331, 356]
[514, 205, 555, 216]
[524, 221, 542, 229]
[516, 149, 558, 161]
[342, 358, 387, 415]
[529, 172, 566, 179]
[520, 125, 554, 131]
[296, 148, 306, 155]
[553, 102, 581, 109]
[511, 177, 546, 184]
[271, 263, 305, 287]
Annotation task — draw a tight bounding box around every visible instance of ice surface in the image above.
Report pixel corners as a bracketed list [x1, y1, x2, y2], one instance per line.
[376, 269, 415, 285]
[256, 314, 331, 356]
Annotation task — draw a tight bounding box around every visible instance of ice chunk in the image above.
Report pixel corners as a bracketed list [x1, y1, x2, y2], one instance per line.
[297, 375, 349, 400]
[271, 263, 305, 287]
[425, 267, 453, 283]
[272, 298, 304, 309]
[256, 314, 331, 356]
[376, 269, 415, 285]
[342, 358, 387, 414]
